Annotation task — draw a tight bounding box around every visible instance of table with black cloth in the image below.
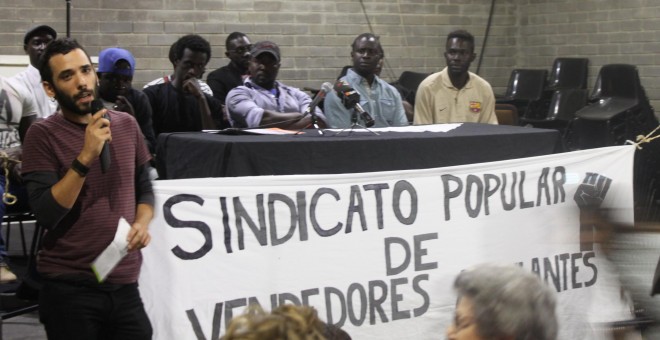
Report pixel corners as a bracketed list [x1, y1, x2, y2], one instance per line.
[155, 123, 564, 179]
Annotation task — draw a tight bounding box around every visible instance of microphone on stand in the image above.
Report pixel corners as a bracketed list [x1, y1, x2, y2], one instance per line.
[302, 82, 333, 135]
[354, 103, 375, 128]
[91, 99, 111, 173]
[305, 82, 333, 116]
[333, 81, 375, 127]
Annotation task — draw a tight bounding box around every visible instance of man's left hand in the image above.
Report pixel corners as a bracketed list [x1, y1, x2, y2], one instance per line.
[115, 95, 135, 116]
[127, 221, 151, 251]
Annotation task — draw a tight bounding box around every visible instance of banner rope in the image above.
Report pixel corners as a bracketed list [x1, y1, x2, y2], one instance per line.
[626, 124, 660, 150]
[0, 151, 19, 205]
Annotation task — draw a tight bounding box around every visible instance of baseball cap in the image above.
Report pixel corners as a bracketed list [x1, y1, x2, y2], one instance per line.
[250, 41, 280, 62]
[24, 25, 57, 45]
[97, 47, 136, 76]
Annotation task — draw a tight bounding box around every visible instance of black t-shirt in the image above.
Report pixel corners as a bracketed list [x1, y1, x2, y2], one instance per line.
[143, 82, 226, 135]
[123, 88, 157, 154]
[206, 62, 246, 105]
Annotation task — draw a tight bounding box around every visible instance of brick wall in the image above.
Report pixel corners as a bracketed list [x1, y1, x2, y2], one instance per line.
[0, 0, 658, 111]
[517, 0, 660, 112]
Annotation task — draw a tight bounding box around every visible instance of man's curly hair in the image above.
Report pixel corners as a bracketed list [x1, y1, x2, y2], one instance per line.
[223, 304, 333, 340]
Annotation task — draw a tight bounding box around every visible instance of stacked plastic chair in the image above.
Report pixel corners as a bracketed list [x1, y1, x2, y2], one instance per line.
[520, 58, 590, 133]
[547, 57, 589, 90]
[496, 69, 548, 117]
[567, 64, 660, 221]
[568, 64, 657, 149]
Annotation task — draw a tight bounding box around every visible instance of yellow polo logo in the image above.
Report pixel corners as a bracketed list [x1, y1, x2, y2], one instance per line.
[469, 101, 482, 113]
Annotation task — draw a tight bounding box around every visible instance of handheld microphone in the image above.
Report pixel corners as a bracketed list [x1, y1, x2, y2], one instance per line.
[91, 99, 111, 173]
[306, 82, 333, 115]
[333, 81, 375, 127]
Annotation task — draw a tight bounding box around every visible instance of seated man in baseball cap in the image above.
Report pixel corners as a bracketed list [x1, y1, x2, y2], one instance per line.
[11, 24, 59, 118]
[97, 47, 156, 154]
[226, 41, 327, 129]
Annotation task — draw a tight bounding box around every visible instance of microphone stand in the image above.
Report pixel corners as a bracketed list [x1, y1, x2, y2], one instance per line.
[296, 82, 333, 136]
[308, 109, 324, 135]
[295, 108, 324, 136]
[332, 108, 379, 136]
[332, 97, 379, 136]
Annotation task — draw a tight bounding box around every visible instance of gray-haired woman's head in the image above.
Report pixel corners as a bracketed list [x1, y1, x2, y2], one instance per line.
[447, 263, 558, 340]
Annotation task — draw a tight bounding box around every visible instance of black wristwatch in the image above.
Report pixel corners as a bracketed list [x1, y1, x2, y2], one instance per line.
[71, 158, 90, 177]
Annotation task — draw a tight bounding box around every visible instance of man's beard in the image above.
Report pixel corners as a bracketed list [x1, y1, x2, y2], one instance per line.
[53, 84, 98, 116]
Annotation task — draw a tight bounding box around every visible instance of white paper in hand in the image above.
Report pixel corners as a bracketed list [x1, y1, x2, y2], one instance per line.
[91, 217, 131, 282]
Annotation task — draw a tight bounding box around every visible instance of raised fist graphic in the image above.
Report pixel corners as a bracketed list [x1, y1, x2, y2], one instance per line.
[574, 172, 612, 209]
[574, 173, 612, 251]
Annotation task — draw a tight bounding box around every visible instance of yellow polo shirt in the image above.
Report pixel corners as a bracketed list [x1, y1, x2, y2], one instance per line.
[414, 67, 498, 125]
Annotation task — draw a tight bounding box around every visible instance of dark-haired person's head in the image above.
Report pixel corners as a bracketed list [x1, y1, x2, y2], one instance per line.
[223, 304, 333, 340]
[446, 30, 475, 53]
[248, 41, 281, 90]
[97, 47, 136, 102]
[444, 30, 476, 78]
[350, 33, 384, 81]
[171, 35, 211, 87]
[24, 25, 57, 67]
[38, 38, 97, 116]
[168, 41, 178, 66]
[225, 32, 249, 51]
[225, 32, 251, 71]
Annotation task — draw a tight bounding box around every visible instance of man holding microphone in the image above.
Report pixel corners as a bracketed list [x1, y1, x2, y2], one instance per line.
[21, 38, 154, 340]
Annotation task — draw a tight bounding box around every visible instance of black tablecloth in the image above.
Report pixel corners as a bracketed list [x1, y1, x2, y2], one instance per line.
[156, 123, 564, 179]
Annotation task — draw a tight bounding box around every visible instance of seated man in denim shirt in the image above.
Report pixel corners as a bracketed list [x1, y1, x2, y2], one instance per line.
[324, 33, 408, 128]
[226, 41, 326, 129]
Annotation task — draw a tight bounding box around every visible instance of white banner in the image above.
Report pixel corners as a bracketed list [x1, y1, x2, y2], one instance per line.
[139, 145, 636, 340]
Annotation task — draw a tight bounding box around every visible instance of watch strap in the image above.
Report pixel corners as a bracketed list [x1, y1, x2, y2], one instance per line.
[71, 158, 90, 177]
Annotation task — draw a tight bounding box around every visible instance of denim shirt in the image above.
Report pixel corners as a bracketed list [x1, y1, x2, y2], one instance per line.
[324, 68, 407, 128]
